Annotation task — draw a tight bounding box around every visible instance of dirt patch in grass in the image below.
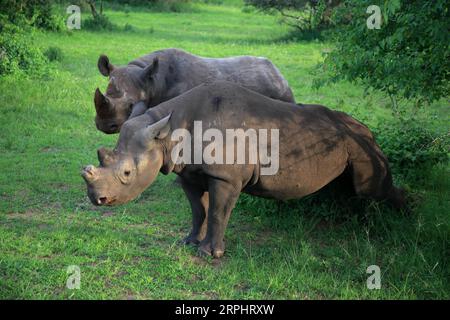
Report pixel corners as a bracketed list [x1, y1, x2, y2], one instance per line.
[210, 257, 225, 269]
[122, 293, 137, 300]
[40, 146, 60, 153]
[101, 211, 115, 217]
[49, 183, 70, 192]
[4, 210, 40, 219]
[190, 255, 208, 266]
[125, 222, 150, 228]
[203, 291, 219, 299]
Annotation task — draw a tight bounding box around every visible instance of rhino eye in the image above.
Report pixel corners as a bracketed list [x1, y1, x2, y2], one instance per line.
[124, 170, 131, 177]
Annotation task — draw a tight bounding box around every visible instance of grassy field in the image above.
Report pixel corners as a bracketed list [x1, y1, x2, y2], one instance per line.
[0, 1, 448, 299]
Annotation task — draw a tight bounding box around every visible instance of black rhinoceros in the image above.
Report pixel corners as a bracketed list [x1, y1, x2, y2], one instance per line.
[94, 48, 295, 133]
[83, 81, 406, 258]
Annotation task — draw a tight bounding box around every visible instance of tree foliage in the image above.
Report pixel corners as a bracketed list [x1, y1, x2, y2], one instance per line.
[244, 0, 341, 30]
[0, 0, 63, 31]
[320, 0, 450, 105]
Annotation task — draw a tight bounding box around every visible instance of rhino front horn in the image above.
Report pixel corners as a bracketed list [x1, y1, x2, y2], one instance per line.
[94, 88, 113, 116]
[81, 165, 97, 182]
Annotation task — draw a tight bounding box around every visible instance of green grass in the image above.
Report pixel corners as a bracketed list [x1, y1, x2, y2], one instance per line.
[0, 1, 449, 299]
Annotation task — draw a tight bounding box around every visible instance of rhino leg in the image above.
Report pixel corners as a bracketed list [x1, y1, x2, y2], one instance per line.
[348, 139, 407, 211]
[180, 178, 209, 246]
[198, 179, 241, 259]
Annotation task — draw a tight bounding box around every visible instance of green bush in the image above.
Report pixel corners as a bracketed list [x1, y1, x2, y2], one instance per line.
[0, 0, 64, 31]
[152, 0, 192, 12]
[84, 14, 116, 31]
[44, 46, 64, 62]
[123, 4, 131, 15]
[0, 17, 48, 76]
[124, 23, 136, 32]
[374, 117, 449, 181]
[103, 0, 193, 12]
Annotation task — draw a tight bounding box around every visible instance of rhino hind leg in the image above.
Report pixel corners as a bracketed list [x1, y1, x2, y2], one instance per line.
[348, 140, 407, 212]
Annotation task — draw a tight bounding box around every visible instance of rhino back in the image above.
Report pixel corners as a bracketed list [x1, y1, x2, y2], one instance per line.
[128, 49, 294, 103]
[148, 81, 350, 199]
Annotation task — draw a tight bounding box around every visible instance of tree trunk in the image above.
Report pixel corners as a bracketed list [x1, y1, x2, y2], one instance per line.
[87, 0, 99, 18]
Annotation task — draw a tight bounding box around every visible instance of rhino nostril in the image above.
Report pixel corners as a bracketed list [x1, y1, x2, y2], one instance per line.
[110, 124, 118, 130]
[98, 197, 107, 205]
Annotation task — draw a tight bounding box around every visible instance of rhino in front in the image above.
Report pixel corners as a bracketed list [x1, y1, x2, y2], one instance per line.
[94, 48, 295, 133]
[82, 81, 406, 258]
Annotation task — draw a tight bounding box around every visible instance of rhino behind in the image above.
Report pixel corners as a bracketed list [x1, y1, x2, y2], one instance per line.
[94, 48, 295, 133]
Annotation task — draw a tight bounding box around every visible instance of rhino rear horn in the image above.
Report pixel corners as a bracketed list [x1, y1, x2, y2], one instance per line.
[141, 113, 172, 143]
[94, 88, 113, 117]
[97, 147, 115, 166]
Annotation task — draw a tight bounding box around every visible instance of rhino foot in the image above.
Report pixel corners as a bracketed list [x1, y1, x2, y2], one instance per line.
[180, 234, 201, 246]
[198, 240, 224, 259]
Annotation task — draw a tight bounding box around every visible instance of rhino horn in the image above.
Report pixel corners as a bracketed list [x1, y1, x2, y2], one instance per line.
[94, 88, 113, 117]
[97, 147, 115, 166]
[81, 165, 97, 182]
[141, 113, 172, 144]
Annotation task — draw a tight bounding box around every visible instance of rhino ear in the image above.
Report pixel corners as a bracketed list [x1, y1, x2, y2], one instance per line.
[98, 54, 114, 77]
[142, 58, 159, 81]
[142, 113, 172, 144]
[97, 147, 115, 166]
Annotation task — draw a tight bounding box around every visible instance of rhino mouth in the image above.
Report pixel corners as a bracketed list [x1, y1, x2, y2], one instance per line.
[95, 120, 122, 134]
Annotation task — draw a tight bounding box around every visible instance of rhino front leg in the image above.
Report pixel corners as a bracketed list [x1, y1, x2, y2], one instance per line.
[198, 179, 240, 258]
[180, 178, 208, 246]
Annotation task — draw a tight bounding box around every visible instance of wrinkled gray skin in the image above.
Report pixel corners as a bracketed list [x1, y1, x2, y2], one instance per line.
[83, 81, 406, 258]
[94, 48, 295, 134]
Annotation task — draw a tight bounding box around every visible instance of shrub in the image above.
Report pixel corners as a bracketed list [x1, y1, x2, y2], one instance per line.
[241, 6, 254, 13]
[154, 0, 192, 12]
[84, 14, 116, 31]
[102, 0, 193, 12]
[123, 4, 131, 15]
[0, 17, 48, 76]
[123, 23, 135, 32]
[0, 0, 64, 31]
[374, 117, 449, 181]
[44, 46, 64, 62]
[201, 0, 224, 4]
